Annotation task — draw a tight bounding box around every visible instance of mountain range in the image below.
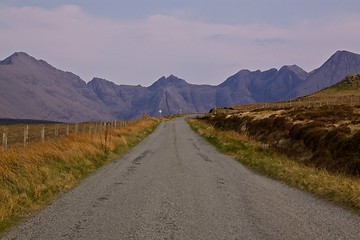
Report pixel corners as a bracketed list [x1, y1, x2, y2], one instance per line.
[1, 50, 360, 122]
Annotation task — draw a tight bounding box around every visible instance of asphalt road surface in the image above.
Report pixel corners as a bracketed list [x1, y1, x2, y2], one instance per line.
[3, 118, 360, 240]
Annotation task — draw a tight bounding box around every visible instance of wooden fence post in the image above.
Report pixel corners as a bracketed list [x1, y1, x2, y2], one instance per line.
[2, 129, 7, 150]
[55, 126, 59, 138]
[103, 122, 108, 149]
[41, 125, 45, 142]
[66, 125, 70, 135]
[24, 125, 29, 146]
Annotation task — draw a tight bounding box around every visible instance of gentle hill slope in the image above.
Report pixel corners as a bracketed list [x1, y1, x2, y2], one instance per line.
[296, 74, 360, 104]
[321, 74, 360, 93]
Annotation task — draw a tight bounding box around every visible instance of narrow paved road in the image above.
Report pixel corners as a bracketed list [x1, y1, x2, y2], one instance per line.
[3, 118, 360, 240]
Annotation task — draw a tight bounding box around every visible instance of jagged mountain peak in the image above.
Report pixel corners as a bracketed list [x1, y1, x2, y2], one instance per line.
[149, 75, 188, 89]
[1, 52, 32, 64]
[295, 50, 360, 95]
[90, 77, 116, 85]
[1, 49, 360, 121]
[280, 64, 304, 73]
[325, 50, 360, 65]
[236, 69, 259, 75]
[223, 69, 256, 81]
[220, 68, 273, 87]
[87, 77, 119, 91]
[0, 51, 56, 73]
[315, 50, 360, 72]
[0, 52, 113, 122]
[334, 49, 359, 56]
[278, 65, 309, 80]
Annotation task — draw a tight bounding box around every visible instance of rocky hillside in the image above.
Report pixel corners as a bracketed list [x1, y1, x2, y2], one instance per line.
[290, 50, 360, 97]
[0, 51, 360, 122]
[0, 52, 113, 122]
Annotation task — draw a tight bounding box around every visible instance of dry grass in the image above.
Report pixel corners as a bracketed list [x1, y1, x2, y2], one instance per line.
[188, 118, 360, 213]
[0, 120, 137, 148]
[203, 104, 360, 176]
[0, 117, 159, 233]
[189, 74, 360, 212]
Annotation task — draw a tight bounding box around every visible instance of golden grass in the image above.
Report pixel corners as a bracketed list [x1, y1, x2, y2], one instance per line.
[188, 118, 360, 213]
[0, 117, 159, 233]
[204, 104, 360, 176]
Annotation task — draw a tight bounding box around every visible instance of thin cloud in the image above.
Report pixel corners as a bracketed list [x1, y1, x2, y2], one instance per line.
[0, 5, 359, 86]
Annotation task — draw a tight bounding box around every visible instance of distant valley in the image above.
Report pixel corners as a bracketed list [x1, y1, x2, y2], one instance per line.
[1, 50, 360, 122]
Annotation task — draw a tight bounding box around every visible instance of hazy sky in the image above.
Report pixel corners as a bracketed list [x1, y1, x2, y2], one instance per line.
[1, 0, 360, 86]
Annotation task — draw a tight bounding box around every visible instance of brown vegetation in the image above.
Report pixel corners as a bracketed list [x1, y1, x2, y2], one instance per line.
[1, 119, 141, 149]
[202, 104, 360, 176]
[188, 118, 360, 213]
[0, 116, 159, 233]
[202, 74, 360, 176]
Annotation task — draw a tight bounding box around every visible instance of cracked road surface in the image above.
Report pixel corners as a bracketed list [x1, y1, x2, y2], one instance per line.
[3, 118, 360, 239]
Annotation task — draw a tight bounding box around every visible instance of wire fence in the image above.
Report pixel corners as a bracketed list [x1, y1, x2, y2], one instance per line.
[213, 96, 360, 113]
[1, 116, 144, 150]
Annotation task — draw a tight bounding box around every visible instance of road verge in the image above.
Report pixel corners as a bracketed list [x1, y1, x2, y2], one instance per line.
[188, 118, 360, 214]
[0, 117, 159, 234]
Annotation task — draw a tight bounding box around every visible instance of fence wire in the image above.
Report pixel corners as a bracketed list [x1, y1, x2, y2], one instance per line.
[1, 117, 143, 150]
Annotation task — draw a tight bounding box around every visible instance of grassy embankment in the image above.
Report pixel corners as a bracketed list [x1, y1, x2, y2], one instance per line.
[0, 117, 159, 233]
[188, 118, 360, 213]
[188, 74, 360, 213]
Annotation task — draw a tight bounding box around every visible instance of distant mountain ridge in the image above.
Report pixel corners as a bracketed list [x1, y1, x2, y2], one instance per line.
[0, 50, 360, 122]
[0, 52, 113, 122]
[291, 50, 360, 97]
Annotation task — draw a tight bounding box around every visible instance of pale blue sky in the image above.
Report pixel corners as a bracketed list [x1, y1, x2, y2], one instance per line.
[1, 0, 360, 85]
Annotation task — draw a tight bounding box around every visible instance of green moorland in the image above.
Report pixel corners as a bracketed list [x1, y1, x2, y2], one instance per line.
[308, 73, 360, 95]
[188, 74, 360, 212]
